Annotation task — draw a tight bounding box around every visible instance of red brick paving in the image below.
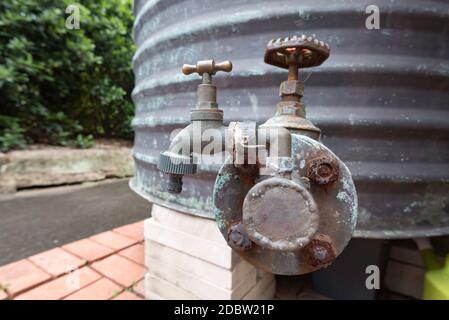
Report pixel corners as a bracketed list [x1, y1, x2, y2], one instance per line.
[63, 238, 114, 263]
[118, 244, 144, 265]
[64, 278, 122, 300]
[91, 254, 145, 288]
[133, 279, 145, 297]
[0, 289, 8, 300]
[15, 267, 101, 300]
[113, 290, 143, 300]
[0, 220, 146, 300]
[90, 231, 138, 250]
[0, 259, 51, 296]
[29, 247, 85, 277]
[114, 221, 144, 241]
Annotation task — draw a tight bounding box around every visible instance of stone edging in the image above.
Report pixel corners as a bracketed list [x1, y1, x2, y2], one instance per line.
[0, 146, 134, 194]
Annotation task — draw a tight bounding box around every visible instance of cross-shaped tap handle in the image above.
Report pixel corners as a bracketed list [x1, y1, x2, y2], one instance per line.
[182, 60, 233, 76]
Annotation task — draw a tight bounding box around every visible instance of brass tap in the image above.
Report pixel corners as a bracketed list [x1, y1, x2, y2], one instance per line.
[182, 60, 232, 110]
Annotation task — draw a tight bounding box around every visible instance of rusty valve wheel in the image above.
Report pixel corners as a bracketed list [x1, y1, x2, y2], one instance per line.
[264, 35, 330, 70]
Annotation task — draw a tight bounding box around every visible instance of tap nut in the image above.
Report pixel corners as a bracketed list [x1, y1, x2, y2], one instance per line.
[279, 80, 304, 97]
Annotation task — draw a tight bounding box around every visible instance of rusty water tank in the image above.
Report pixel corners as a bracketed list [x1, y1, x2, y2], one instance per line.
[130, 0, 449, 238]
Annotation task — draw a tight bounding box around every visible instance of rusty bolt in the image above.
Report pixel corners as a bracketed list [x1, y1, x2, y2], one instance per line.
[303, 234, 336, 268]
[307, 156, 339, 185]
[226, 223, 252, 251]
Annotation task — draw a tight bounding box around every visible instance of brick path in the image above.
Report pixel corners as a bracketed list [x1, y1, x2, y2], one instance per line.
[0, 221, 146, 300]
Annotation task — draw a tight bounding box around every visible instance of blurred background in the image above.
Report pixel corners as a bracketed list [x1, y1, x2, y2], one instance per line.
[0, 0, 149, 266]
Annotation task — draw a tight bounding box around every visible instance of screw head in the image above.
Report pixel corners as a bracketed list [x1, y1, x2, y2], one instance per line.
[226, 223, 252, 251]
[307, 156, 339, 185]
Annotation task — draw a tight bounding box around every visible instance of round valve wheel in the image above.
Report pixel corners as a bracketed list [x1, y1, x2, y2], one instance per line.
[264, 35, 330, 69]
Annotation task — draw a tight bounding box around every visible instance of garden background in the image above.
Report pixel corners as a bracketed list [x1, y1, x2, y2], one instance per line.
[0, 0, 135, 151]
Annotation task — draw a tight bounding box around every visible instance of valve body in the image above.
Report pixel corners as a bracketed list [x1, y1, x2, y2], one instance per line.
[157, 36, 358, 275]
[213, 36, 357, 275]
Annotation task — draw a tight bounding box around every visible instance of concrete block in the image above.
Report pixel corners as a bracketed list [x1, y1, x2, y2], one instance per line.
[144, 206, 276, 300]
[151, 205, 225, 244]
[145, 218, 238, 269]
[384, 260, 424, 299]
[243, 273, 276, 300]
[389, 244, 425, 268]
[146, 291, 165, 300]
[148, 258, 257, 299]
[145, 273, 199, 300]
[146, 240, 254, 289]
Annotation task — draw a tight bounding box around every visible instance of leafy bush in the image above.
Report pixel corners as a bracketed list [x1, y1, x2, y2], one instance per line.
[0, 0, 135, 152]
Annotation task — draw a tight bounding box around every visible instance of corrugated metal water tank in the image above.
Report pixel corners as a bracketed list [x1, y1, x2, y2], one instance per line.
[130, 0, 449, 238]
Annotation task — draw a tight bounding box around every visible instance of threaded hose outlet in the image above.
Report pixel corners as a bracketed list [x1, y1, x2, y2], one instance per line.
[167, 174, 183, 194]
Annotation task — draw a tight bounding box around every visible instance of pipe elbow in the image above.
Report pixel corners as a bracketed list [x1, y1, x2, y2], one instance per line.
[264, 126, 292, 158]
[158, 125, 196, 195]
[167, 124, 193, 156]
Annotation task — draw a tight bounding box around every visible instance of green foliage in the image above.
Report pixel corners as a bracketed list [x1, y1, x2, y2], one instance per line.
[0, 116, 27, 152]
[71, 133, 94, 149]
[0, 0, 135, 151]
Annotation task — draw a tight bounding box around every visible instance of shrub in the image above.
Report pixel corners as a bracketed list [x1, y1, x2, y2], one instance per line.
[0, 0, 135, 151]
